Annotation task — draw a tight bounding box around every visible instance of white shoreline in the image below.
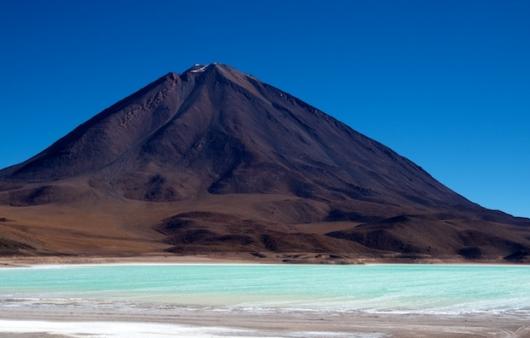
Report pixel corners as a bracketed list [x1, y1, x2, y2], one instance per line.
[2, 262, 277, 270]
[0, 319, 374, 338]
[0, 309, 527, 338]
[0, 319, 267, 338]
[2, 262, 529, 270]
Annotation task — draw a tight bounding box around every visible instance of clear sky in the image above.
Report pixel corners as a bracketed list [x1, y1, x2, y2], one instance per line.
[0, 0, 528, 217]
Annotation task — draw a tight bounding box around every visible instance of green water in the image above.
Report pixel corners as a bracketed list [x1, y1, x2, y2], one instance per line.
[1, 264, 529, 315]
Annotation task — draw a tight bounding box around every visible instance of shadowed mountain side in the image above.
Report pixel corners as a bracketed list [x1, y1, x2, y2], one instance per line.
[0, 64, 529, 262]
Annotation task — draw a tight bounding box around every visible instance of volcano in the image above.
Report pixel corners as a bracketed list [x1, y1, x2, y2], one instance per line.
[1, 64, 528, 262]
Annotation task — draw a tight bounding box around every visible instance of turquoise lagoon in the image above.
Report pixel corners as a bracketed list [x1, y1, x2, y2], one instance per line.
[1, 264, 529, 315]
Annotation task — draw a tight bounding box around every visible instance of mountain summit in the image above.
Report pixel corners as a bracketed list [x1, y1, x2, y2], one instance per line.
[1, 64, 529, 262]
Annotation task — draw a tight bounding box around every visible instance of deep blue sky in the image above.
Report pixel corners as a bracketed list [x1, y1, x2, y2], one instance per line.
[0, 1, 529, 216]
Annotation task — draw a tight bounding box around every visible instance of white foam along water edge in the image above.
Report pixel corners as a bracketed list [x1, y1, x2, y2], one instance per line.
[2, 262, 530, 270]
[1, 264, 530, 316]
[0, 319, 381, 338]
[2, 262, 291, 270]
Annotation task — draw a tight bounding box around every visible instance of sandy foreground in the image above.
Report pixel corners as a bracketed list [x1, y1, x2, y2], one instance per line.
[1, 303, 530, 338]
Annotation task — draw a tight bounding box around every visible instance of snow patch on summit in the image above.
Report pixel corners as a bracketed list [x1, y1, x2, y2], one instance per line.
[190, 64, 208, 73]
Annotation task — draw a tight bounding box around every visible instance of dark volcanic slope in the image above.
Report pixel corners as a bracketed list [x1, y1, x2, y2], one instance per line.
[1, 64, 529, 261]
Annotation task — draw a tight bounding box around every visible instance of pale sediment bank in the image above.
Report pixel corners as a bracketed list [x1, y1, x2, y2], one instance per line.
[1, 254, 527, 268]
[0, 334, 69, 338]
[0, 319, 314, 338]
[0, 255, 261, 268]
[0, 307, 529, 338]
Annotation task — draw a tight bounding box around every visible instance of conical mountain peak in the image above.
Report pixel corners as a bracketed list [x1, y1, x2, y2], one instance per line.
[0, 64, 528, 260]
[0, 64, 488, 207]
